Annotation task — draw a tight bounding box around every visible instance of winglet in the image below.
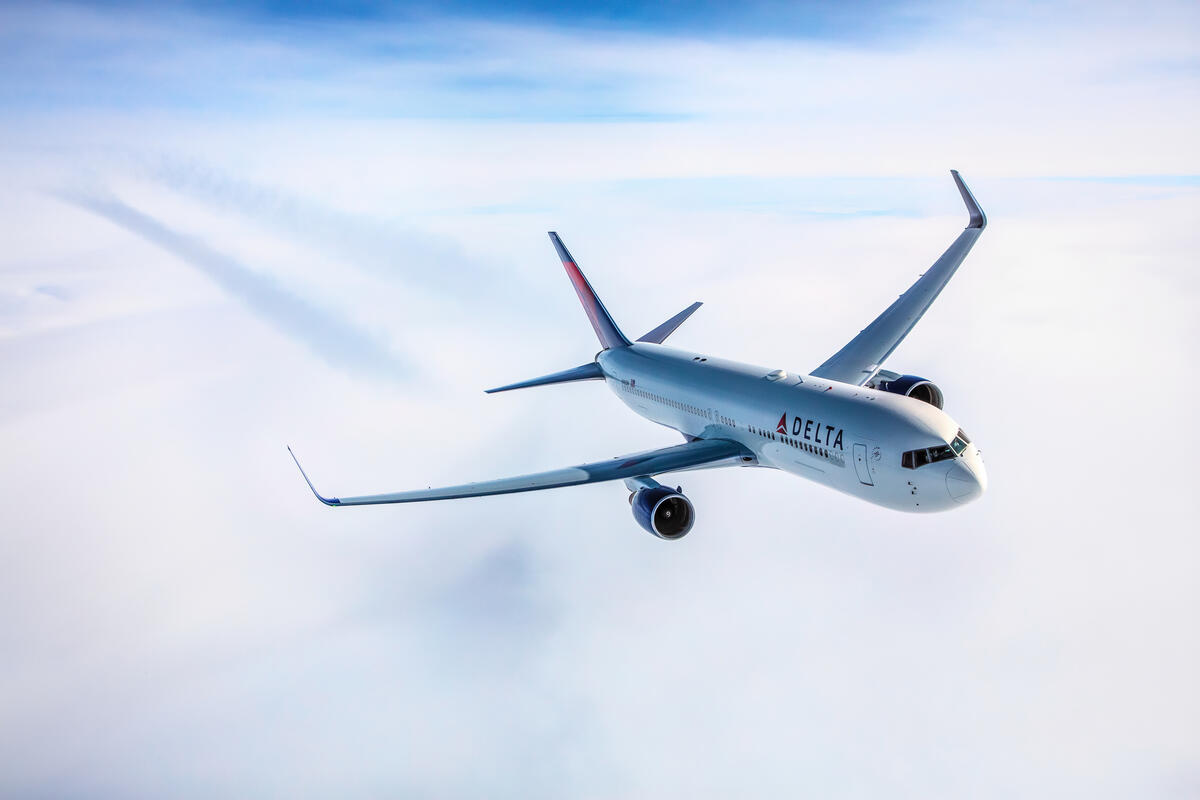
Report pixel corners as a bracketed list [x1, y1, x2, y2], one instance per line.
[287, 446, 341, 506]
[549, 232, 631, 350]
[950, 170, 986, 229]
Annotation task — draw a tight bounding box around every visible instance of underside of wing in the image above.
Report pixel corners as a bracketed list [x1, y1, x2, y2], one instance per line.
[288, 438, 755, 507]
[811, 170, 986, 386]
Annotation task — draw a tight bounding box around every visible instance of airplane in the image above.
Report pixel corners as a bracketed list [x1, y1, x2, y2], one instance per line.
[290, 170, 988, 539]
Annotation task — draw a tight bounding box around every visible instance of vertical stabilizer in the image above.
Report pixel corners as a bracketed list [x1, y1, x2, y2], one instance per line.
[549, 232, 631, 350]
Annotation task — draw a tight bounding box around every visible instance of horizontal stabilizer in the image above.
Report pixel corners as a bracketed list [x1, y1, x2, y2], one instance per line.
[638, 302, 702, 344]
[485, 361, 604, 394]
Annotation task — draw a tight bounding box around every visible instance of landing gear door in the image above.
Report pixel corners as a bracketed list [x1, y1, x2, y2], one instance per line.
[853, 443, 874, 486]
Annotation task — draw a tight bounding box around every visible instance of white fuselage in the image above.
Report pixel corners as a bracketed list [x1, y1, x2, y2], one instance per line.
[598, 343, 986, 512]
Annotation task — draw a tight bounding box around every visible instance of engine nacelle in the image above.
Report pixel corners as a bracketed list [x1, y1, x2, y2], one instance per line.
[629, 483, 694, 540]
[872, 372, 944, 409]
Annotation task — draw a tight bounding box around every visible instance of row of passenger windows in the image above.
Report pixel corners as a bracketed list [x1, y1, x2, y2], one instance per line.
[748, 425, 834, 461]
[624, 383, 713, 420]
[748, 425, 777, 441]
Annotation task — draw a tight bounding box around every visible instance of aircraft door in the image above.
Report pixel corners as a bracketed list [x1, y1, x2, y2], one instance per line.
[853, 443, 874, 486]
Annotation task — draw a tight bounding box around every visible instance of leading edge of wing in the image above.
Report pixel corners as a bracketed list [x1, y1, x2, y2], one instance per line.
[287, 438, 754, 507]
[810, 170, 987, 386]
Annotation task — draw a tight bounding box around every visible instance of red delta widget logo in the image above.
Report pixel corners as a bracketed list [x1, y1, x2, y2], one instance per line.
[777, 412, 844, 450]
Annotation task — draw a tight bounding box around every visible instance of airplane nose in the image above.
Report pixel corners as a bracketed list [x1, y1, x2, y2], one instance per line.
[946, 459, 984, 504]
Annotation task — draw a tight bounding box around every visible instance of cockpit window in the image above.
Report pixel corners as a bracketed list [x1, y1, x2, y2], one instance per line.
[929, 446, 956, 465]
[901, 444, 957, 469]
[950, 436, 968, 456]
[956, 428, 971, 444]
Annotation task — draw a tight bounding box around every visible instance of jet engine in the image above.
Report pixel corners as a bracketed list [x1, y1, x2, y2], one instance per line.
[870, 371, 944, 409]
[628, 480, 694, 540]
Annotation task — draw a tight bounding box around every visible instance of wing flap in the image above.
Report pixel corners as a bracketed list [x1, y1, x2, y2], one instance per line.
[289, 438, 754, 507]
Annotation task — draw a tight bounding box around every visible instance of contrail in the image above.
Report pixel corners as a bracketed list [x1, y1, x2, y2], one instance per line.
[140, 158, 511, 298]
[63, 190, 408, 383]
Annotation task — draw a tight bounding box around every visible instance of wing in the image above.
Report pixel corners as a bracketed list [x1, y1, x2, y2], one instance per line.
[810, 170, 987, 385]
[288, 438, 754, 507]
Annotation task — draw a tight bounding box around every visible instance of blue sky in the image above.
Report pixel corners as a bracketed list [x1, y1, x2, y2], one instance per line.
[0, 1, 1197, 797]
[200, 0, 924, 39]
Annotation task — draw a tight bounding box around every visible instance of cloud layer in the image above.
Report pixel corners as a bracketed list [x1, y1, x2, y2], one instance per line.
[0, 2, 1197, 797]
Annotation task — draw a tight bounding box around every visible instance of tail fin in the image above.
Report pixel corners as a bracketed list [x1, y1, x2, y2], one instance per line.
[549, 232, 631, 350]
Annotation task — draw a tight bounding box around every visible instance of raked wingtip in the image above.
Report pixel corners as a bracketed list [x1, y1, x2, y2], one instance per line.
[287, 445, 341, 506]
[950, 170, 987, 229]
